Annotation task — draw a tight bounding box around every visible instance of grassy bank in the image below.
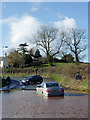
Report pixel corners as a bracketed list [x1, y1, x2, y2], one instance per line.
[48, 74, 88, 92]
[1, 63, 88, 93]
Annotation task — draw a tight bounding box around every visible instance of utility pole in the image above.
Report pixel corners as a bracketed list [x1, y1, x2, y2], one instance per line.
[2, 46, 8, 79]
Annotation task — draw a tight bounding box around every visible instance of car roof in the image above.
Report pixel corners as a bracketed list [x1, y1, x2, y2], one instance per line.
[43, 82, 61, 87]
[27, 75, 40, 77]
[26, 75, 41, 78]
[43, 82, 59, 84]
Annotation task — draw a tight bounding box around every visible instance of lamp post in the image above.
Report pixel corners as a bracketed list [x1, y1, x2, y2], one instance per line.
[2, 46, 8, 79]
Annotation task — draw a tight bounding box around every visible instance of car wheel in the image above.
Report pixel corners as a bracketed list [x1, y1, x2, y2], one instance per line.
[61, 93, 64, 96]
[25, 83, 28, 85]
[31, 82, 33, 84]
[22, 83, 25, 85]
[27, 81, 30, 85]
[29, 81, 32, 84]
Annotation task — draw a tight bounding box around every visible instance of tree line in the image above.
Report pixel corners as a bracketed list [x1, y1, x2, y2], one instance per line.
[7, 25, 87, 68]
[7, 44, 42, 68]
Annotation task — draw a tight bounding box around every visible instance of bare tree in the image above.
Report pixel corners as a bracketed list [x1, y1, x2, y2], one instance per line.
[65, 29, 87, 63]
[33, 25, 64, 65]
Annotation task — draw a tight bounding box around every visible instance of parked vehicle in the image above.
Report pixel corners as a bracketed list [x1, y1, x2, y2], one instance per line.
[22, 75, 43, 85]
[36, 82, 64, 97]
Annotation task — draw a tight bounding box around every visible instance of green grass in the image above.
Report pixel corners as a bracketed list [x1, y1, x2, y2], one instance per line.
[44, 74, 88, 93]
[53, 62, 87, 66]
[53, 62, 69, 66]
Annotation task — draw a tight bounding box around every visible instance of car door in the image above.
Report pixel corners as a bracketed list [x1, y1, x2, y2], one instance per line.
[34, 75, 39, 83]
[31, 76, 37, 83]
[37, 83, 44, 94]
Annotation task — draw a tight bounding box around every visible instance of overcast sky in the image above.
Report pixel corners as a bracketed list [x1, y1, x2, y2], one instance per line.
[0, 2, 88, 62]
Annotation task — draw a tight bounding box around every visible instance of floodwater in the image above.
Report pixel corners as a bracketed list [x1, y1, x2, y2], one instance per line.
[1, 90, 88, 118]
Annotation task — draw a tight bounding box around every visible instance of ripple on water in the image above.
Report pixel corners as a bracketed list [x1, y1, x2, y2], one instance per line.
[1, 90, 88, 118]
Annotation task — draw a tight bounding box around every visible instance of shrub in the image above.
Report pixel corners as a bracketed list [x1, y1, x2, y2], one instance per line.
[2, 78, 7, 87]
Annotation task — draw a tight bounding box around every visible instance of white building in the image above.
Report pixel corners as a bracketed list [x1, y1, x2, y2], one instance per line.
[0, 57, 8, 68]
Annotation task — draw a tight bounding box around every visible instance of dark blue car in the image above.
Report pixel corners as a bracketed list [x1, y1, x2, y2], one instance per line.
[22, 75, 43, 85]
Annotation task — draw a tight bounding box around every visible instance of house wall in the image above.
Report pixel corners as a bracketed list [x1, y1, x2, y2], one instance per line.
[0, 61, 3, 68]
[0, 58, 8, 68]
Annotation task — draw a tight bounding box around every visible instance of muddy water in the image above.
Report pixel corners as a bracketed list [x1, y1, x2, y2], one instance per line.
[2, 90, 88, 118]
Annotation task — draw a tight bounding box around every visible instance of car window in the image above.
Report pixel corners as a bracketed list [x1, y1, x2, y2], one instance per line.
[32, 76, 37, 78]
[25, 76, 31, 80]
[34, 76, 37, 77]
[40, 83, 44, 88]
[25, 77, 28, 80]
[46, 83, 59, 88]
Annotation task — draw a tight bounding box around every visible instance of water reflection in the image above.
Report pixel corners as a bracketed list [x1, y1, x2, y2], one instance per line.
[2, 89, 88, 118]
[1, 89, 15, 94]
[65, 92, 87, 96]
[1, 89, 88, 97]
[42, 95, 64, 102]
[3, 90, 10, 93]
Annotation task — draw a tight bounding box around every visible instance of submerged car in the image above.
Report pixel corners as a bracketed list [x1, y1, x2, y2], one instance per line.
[36, 82, 64, 97]
[22, 75, 43, 85]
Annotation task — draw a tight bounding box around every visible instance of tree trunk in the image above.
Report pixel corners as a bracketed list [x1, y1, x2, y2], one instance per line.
[47, 53, 53, 66]
[75, 53, 79, 63]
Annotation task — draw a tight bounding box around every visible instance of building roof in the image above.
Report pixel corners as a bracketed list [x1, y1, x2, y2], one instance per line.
[0, 57, 7, 61]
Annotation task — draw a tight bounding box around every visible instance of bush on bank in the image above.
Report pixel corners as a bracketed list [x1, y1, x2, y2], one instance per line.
[2, 78, 7, 87]
[4, 63, 88, 80]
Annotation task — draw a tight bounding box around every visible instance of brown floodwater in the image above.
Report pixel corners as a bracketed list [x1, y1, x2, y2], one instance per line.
[1, 90, 88, 118]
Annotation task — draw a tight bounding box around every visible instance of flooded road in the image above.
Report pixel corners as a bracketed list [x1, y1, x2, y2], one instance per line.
[1, 90, 88, 118]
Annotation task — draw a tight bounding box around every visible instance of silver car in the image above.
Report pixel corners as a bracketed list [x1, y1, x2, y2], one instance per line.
[36, 82, 64, 97]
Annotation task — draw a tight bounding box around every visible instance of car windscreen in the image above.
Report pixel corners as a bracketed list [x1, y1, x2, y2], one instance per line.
[25, 76, 31, 80]
[46, 83, 60, 88]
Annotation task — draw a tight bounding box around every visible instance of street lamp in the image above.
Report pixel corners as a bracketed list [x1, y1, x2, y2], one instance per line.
[2, 46, 8, 79]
